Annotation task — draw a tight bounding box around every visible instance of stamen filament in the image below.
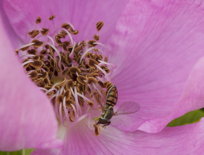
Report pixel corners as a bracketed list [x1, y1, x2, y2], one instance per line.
[63, 29, 75, 45]
[80, 47, 95, 62]
[47, 43, 61, 60]
[63, 97, 69, 119]
[77, 92, 93, 103]
[19, 54, 36, 59]
[74, 87, 82, 114]
[69, 43, 76, 59]
[95, 65, 108, 76]
[59, 103, 63, 122]
[99, 60, 113, 66]
[19, 43, 34, 50]
[22, 60, 34, 66]
[47, 35, 55, 45]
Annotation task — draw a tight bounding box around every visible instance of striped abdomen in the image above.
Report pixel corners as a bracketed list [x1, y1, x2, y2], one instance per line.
[106, 85, 118, 106]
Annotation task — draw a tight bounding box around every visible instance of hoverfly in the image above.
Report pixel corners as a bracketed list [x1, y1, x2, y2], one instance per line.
[95, 83, 118, 127]
[94, 83, 140, 135]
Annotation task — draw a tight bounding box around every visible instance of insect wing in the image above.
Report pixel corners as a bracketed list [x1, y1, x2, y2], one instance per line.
[111, 101, 140, 131]
[115, 101, 140, 116]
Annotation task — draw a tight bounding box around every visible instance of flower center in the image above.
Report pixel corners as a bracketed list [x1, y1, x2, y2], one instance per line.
[16, 16, 116, 134]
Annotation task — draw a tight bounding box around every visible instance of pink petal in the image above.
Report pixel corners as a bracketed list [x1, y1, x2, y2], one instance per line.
[133, 119, 204, 155]
[0, 16, 58, 150]
[32, 118, 137, 155]
[108, 0, 204, 132]
[180, 57, 204, 112]
[33, 118, 204, 155]
[0, 3, 21, 48]
[140, 56, 204, 132]
[62, 118, 137, 155]
[31, 147, 62, 155]
[3, 0, 128, 42]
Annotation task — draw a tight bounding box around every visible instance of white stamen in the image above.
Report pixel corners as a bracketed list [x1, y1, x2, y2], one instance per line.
[50, 94, 57, 101]
[95, 65, 107, 76]
[22, 60, 34, 66]
[46, 88, 56, 95]
[59, 86, 65, 95]
[47, 43, 61, 58]
[59, 103, 63, 122]
[75, 114, 87, 123]
[80, 47, 95, 62]
[47, 36, 62, 62]
[95, 41, 106, 47]
[68, 22, 76, 30]
[92, 83, 103, 97]
[70, 103, 77, 118]
[63, 97, 69, 119]
[19, 43, 34, 50]
[69, 43, 76, 59]
[99, 60, 114, 66]
[77, 92, 92, 103]
[96, 76, 105, 82]
[19, 54, 36, 59]
[74, 87, 82, 114]
[39, 87, 48, 92]
[47, 35, 55, 45]
[95, 64, 110, 81]
[63, 29, 75, 45]
[70, 88, 81, 115]
[55, 88, 61, 98]
[46, 81, 63, 94]
[54, 102, 60, 121]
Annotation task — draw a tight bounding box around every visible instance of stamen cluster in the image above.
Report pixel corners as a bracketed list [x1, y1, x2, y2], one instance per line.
[16, 17, 113, 123]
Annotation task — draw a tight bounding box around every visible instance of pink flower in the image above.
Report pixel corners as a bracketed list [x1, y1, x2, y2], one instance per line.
[1, 0, 204, 154]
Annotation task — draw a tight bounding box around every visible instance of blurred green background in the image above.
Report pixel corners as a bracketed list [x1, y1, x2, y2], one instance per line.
[0, 149, 33, 155]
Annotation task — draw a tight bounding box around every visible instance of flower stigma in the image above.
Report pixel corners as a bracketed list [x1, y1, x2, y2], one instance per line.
[16, 16, 116, 136]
